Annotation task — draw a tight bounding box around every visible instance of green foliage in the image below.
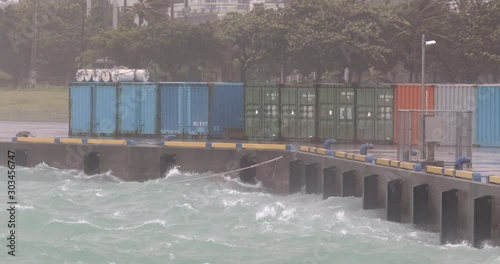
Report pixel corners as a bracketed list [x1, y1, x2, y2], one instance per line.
[86, 27, 140, 67]
[0, 70, 13, 81]
[0, 0, 499, 84]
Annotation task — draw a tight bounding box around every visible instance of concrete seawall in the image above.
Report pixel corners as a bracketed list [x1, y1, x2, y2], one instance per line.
[0, 140, 499, 247]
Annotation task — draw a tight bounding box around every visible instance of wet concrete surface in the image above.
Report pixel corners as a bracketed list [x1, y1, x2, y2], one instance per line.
[1, 120, 499, 176]
[0, 121, 68, 142]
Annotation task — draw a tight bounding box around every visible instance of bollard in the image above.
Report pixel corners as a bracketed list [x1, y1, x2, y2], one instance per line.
[454, 156, 472, 170]
[323, 139, 336, 150]
[164, 135, 176, 141]
[360, 143, 374, 155]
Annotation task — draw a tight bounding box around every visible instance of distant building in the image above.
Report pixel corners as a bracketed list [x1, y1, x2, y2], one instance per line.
[98, 0, 285, 19]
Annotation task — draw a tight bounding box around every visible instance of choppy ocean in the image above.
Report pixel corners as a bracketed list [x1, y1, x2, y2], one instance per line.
[0, 164, 499, 264]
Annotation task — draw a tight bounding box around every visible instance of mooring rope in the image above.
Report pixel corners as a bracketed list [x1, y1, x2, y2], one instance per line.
[165, 156, 284, 185]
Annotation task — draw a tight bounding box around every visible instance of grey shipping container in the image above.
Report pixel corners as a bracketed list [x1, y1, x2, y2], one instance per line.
[434, 84, 476, 146]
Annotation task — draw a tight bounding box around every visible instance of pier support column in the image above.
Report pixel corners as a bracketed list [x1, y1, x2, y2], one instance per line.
[160, 154, 176, 178]
[363, 174, 378, 209]
[289, 160, 304, 194]
[473, 195, 492, 248]
[441, 189, 458, 245]
[239, 156, 257, 183]
[15, 149, 28, 167]
[387, 179, 402, 222]
[323, 166, 337, 199]
[305, 163, 319, 194]
[84, 152, 100, 175]
[413, 184, 429, 227]
[342, 170, 356, 197]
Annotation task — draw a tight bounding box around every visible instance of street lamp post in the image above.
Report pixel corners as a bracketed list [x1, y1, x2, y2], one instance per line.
[421, 34, 436, 111]
[30, 0, 38, 88]
[420, 33, 436, 158]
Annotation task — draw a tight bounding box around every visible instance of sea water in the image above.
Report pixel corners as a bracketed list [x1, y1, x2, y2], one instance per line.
[0, 164, 499, 264]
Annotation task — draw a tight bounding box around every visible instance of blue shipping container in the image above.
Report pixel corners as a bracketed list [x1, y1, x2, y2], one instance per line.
[210, 83, 244, 137]
[93, 84, 117, 135]
[160, 83, 209, 135]
[118, 83, 157, 135]
[475, 85, 500, 147]
[69, 83, 92, 135]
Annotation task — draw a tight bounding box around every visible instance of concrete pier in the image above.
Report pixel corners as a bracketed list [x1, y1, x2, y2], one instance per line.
[1, 139, 500, 248]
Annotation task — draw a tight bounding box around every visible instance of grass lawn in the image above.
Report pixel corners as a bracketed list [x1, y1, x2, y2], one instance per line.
[0, 86, 68, 122]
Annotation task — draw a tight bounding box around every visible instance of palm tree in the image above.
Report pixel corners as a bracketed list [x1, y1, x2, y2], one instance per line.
[124, 0, 170, 28]
[394, 0, 450, 82]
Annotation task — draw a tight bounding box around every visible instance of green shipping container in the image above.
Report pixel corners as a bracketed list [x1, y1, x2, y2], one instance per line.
[318, 84, 355, 142]
[244, 84, 280, 140]
[280, 84, 316, 141]
[356, 85, 393, 142]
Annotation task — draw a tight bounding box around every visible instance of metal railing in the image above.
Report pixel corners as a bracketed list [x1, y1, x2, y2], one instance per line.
[397, 109, 473, 166]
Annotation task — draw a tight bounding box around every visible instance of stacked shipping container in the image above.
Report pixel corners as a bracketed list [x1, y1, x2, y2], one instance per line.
[244, 84, 280, 140]
[356, 85, 394, 142]
[434, 84, 476, 146]
[69, 82, 244, 138]
[243, 83, 395, 143]
[475, 85, 500, 147]
[70, 82, 500, 147]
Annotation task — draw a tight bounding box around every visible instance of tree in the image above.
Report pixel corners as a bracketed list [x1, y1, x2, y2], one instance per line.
[249, 7, 291, 82]
[124, 0, 169, 28]
[218, 12, 260, 83]
[451, 0, 500, 82]
[84, 27, 140, 67]
[394, 0, 450, 82]
[285, 0, 396, 82]
[137, 21, 220, 81]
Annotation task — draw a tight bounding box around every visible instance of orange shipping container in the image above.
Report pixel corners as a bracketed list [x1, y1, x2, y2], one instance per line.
[393, 84, 435, 144]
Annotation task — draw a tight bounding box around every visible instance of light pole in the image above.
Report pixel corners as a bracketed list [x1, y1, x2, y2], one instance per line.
[420, 33, 436, 158]
[30, 0, 38, 88]
[421, 34, 436, 111]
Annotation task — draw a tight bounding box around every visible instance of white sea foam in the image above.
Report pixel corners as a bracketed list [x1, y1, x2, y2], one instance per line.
[165, 166, 181, 178]
[335, 210, 346, 221]
[175, 203, 199, 213]
[165, 166, 198, 179]
[107, 211, 125, 219]
[15, 204, 34, 210]
[279, 208, 296, 222]
[256, 205, 277, 220]
[48, 218, 169, 231]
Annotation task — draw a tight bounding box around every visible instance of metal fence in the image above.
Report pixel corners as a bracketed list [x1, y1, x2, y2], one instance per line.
[396, 110, 473, 166]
